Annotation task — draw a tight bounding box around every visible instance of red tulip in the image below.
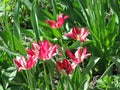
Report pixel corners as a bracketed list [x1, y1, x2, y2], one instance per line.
[26, 40, 58, 60]
[26, 55, 37, 69]
[55, 59, 73, 75]
[65, 26, 89, 43]
[66, 47, 91, 68]
[13, 56, 37, 72]
[45, 13, 69, 29]
[26, 42, 40, 59]
[38, 40, 58, 60]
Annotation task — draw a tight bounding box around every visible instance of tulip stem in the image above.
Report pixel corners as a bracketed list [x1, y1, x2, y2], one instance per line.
[26, 70, 35, 90]
[100, 62, 114, 79]
[47, 62, 54, 90]
[58, 29, 66, 58]
[43, 62, 50, 90]
[21, 71, 27, 83]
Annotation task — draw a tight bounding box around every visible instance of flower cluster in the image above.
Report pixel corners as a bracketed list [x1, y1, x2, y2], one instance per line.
[14, 40, 57, 72]
[14, 13, 90, 75]
[45, 13, 90, 75]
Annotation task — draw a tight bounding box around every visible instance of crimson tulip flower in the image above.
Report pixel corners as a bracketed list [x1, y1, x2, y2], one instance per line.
[45, 13, 69, 29]
[26, 42, 40, 59]
[55, 59, 73, 75]
[26, 40, 58, 60]
[65, 26, 89, 43]
[13, 56, 37, 72]
[38, 40, 58, 60]
[66, 47, 91, 68]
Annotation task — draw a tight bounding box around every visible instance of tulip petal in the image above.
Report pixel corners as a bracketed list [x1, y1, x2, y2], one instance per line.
[55, 59, 73, 74]
[66, 49, 76, 60]
[45, 20, 56, 28]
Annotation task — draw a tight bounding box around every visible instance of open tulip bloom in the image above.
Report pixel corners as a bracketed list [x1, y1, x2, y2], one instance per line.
[65, 26, 89, 43]
[26, 40, 58, 60]
[55, 47, 90, 75]
[55, 59, 73, 75]
[45, 13, 69, 29]
[13, 56, 37, 72]
[66, 47, 91, 69]
[14, 40, 58, 71]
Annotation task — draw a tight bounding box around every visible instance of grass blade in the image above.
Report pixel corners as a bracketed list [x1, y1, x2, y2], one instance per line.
[31, 1, 40, 41]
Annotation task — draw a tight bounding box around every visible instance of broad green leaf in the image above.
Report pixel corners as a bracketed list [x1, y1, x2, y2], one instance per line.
[71, 66, 82, 90]
[2, 67, 17, 81]
[111, 56, 120, 69]
[77, 0, 90, 27]
[57, 81, 63, 90]
[1, 67, 17, 89]
[21, 28, 34, 38]
[66, 82, 73, 90]
[37, 8, 54, 21]
[83, 76, 90, 90]
[100, 62, 114, 79]
[83, 57, 100, 74]
[0, 30, 25, 54]
[0, 46, 21, 56]
[13, 1, 20, 39]
[0, 2, 5, 11]
[106, 14, 116, 33]
[13, 35, 26, 54]
[52, 29, 61, 38]
[109, 0, 120, 28]
[68, 41, 80, 50]
[0, 30, 13, 48]
[105, 14, 117, 46]
[31, 2, 40, 41]
[21, 0, 32, 10]
[0, 84, 4, 90]
[109, 0, 120, 16]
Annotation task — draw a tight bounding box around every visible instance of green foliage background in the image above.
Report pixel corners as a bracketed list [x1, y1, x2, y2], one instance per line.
[0, 0, 120, 90]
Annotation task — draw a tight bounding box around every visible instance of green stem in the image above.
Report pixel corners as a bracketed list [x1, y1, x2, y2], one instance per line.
[100, 62, 114, 79]
[46, 62, 54, 90]
[43, 62, 50, 90]
[49, 72, 53, 90]
[26, 70, 35, 90]
[58, 29, 66, 58]
[21, 71, 27, 83]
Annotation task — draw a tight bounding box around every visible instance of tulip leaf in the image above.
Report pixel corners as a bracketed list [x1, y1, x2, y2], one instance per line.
[111, 56, 120, 69]
[83, 56, 100, 74]
[83, 76, 90, 90]
[52, 29, 61, 38]
[109, 0, 120, 17]
[21, 0, 32, 10]
[68, 41, 80, 50]
[1, 67, 17, 89]
[21, 28, 34, 38]
[0, 84, 4, 90]
[31, 1, 40, 42]
[0, 46, 21, 56]
[13, 0, 20, 39]
[105, 14, 117, 47]
[66, 82, 73, 90]
[57, 81, 63, 90]
[71, 66, 82, 89]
